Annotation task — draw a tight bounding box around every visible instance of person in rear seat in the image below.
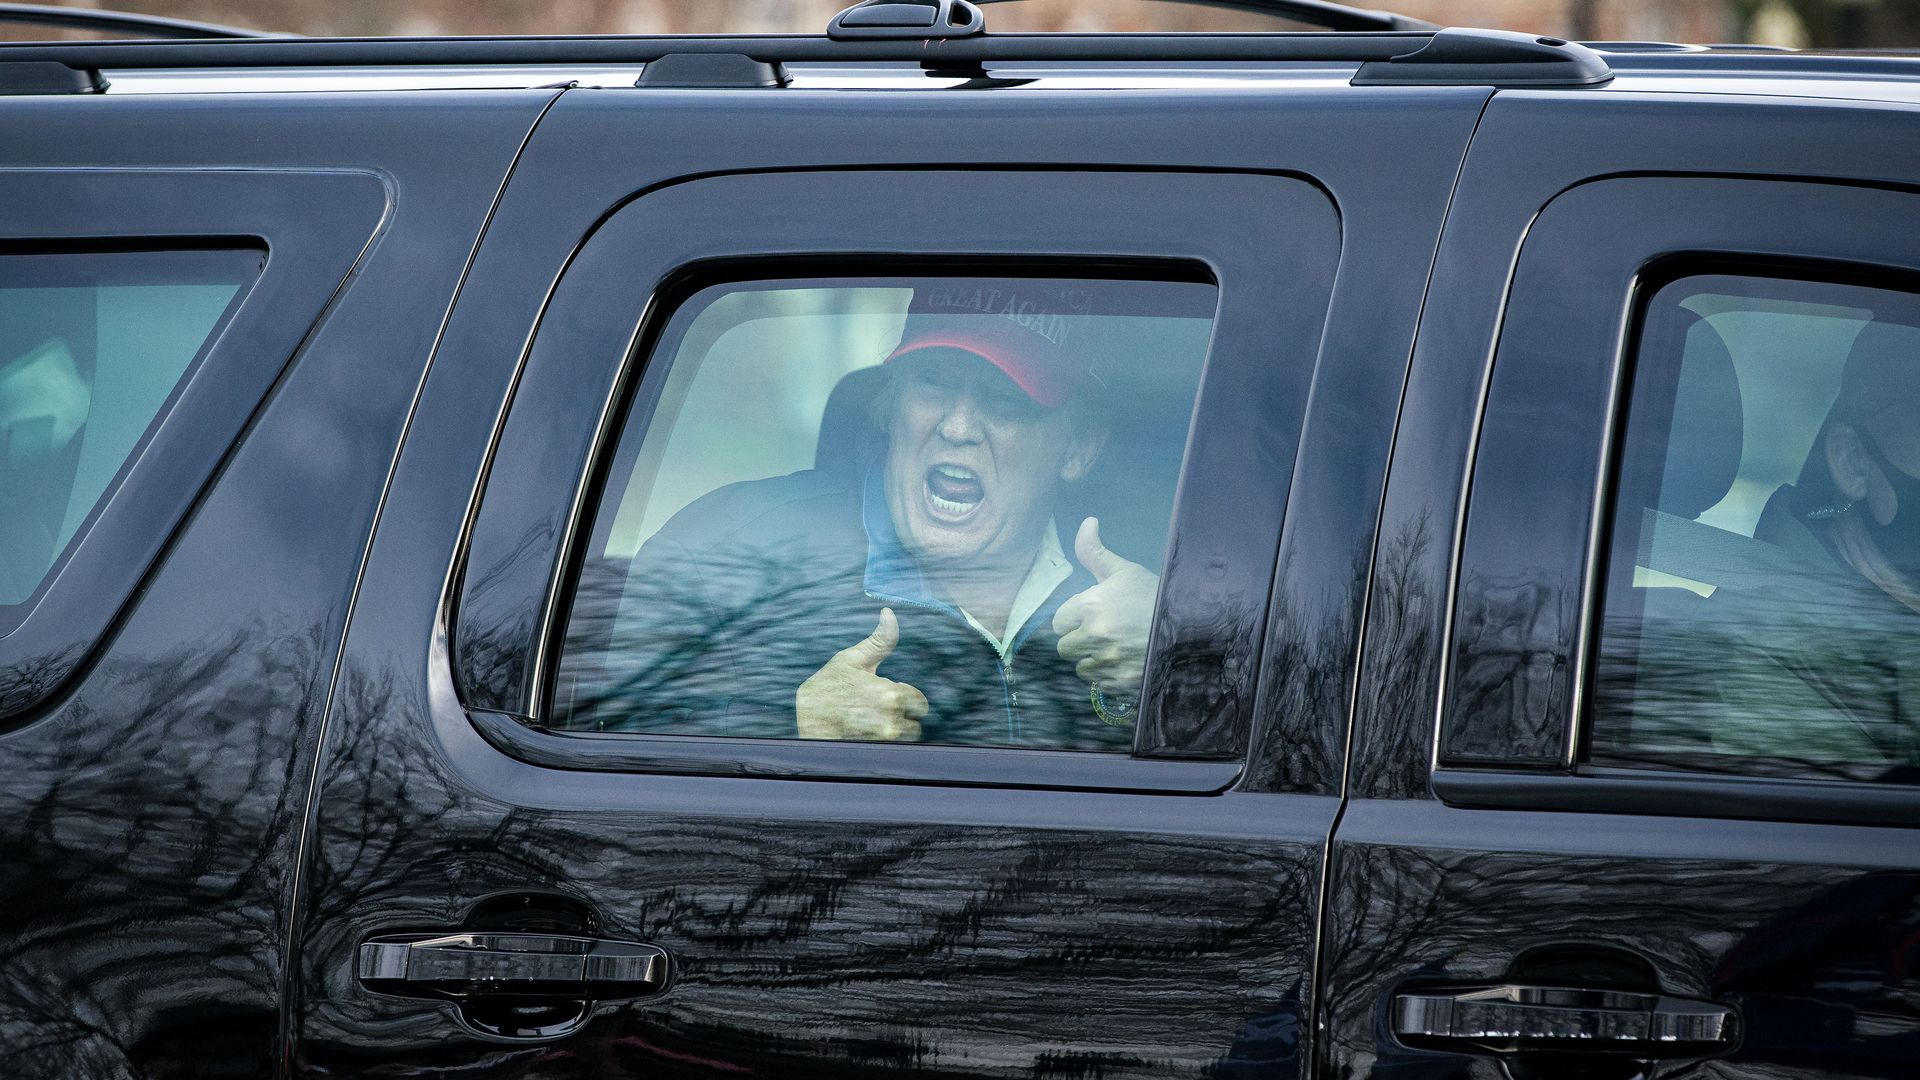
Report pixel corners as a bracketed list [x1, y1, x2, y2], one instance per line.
[574, 282, 1160, 749]
[1699, 321, 1920, 768]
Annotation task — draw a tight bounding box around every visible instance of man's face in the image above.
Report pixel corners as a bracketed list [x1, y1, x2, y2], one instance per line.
[883, 352, 1094, 570]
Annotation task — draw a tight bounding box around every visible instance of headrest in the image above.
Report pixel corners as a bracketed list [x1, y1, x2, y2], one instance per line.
[1655, 314, 1743, 519]
[814, 364, 888, 477]
[1831, 319, 1920, 430]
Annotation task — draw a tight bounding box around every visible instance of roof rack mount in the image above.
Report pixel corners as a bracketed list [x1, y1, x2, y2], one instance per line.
[1355, 28, 1611, 85]
[0, 29, 1612, 91]
[828, 0, 1435, 39]
[977, 0, 1436, 33]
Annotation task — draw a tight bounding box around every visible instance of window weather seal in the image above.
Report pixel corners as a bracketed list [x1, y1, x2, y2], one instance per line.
[468, 709, 1243, 793]
[1432, 765, 1920, 829]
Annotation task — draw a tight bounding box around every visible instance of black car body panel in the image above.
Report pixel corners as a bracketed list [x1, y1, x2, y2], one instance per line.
[1335, 91, 1920, 1079]
[0, 92, 555, 1077]
[0, 15, 1915, 1080]
[292, 84, 1485, 1076]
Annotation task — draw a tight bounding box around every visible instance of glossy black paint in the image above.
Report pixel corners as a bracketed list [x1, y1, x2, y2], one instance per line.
[1323, 800, 1920, 1079]
[1239, 95, 1492, 797]
[296, 85, 1487, 1076]
[8, 40, 1916, 1080]
[0, 168, 384, 721]
[1350, 89, 1920, 796]
[0, 92, 553, 1077]
[469, 708, 1246, 792]
[1330, 93, 1920, 1080]
[1432, 767, 1920, 830]
[1447, 177, 1920, 770]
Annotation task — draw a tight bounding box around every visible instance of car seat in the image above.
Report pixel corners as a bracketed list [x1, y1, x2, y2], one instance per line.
[1599, 311, 1745, 751]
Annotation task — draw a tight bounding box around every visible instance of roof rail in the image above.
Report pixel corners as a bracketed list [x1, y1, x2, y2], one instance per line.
[829, 0, 1432, 38]
[0, 2, 275, 41]
[976, 0, 1436, 33]
[0, 29, 1611, 89]
[0, 33, 1442, 69]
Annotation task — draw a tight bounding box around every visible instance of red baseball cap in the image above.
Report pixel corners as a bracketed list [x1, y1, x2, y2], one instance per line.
[884, 282, 1098, 407]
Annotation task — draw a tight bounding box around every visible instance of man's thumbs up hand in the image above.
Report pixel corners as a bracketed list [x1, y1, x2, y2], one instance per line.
[843, 605, 900, 672]
[1055, 517, 1159, 706]
[797, 608, 928, 742]
[1074, 516, 1133, 584]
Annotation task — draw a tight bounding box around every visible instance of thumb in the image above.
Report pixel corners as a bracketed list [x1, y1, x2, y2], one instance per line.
[845, 607, 899, 672]
[1075, 517, 1130, 583]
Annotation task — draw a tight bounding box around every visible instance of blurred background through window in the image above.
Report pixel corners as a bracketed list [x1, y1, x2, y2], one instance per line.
[9, 0, 1920, 49]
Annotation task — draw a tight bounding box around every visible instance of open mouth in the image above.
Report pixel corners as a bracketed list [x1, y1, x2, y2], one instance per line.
[924, 463, 985, 522]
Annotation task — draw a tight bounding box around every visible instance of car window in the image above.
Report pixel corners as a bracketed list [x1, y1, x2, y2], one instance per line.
[1591, 272, 1920, 783]
[549, 274, 1216, 750]
[0, 248, 258, 610]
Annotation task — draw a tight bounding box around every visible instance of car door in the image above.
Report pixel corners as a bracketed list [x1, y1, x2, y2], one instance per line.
[1326, 90, 1920, 1078]
[293, 76, 1489, 1077]
[0, 92, 554, 1078]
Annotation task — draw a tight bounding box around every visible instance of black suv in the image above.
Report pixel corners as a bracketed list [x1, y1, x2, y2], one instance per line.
[0, 1, 1915, 1077]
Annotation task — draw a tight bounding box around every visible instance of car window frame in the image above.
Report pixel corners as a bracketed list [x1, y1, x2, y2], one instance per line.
[1434, 174, 1920, 827]
[1588, 268, 1920, 786]
[0, 245, 263, 623]
[448, 168, 1342, 793]
[0, 168, 390, 729]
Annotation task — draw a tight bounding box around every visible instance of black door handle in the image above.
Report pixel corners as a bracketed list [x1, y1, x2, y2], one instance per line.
[1392, 983, 1739, 1057]
[357, 932, 669, 1001]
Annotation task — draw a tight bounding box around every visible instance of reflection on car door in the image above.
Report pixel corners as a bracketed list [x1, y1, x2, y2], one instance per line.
[293, 84, 1490, 1076]
[1327, 92, 1920, 1080]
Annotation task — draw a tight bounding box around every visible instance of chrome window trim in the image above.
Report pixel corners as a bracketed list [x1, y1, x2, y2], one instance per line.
[98, 61, 1361, 94]
[100, 64, 648, 93]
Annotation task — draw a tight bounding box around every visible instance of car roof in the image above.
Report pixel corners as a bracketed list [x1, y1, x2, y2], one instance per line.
[1599, 49, 1920, 106]
[4, 0, 1920, 108]
[32, 49, 1920, 110]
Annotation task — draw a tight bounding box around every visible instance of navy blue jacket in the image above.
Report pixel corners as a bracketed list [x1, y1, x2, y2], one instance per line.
[560, 467, 1130, 750]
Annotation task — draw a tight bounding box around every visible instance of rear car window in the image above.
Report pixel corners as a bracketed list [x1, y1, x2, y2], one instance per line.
[1592, 272, 1920, 783]
[0, 248, 258, 610]
[549, 274, 1215, 750]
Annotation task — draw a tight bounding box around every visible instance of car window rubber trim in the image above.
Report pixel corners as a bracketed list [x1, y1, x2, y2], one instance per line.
[1432, 765, 1920, 829]
[469, 709, 1242, 793]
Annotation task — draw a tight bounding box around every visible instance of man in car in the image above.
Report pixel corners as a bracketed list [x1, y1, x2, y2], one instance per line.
[581, 281, 1159, 749]
[1698, 321, 1920, 766]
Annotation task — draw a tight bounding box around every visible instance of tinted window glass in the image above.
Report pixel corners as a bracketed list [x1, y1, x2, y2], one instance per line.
[1592, 274, 1920, 783]
[0, 249, 258, 608]
[551, 275, 1215, 750]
